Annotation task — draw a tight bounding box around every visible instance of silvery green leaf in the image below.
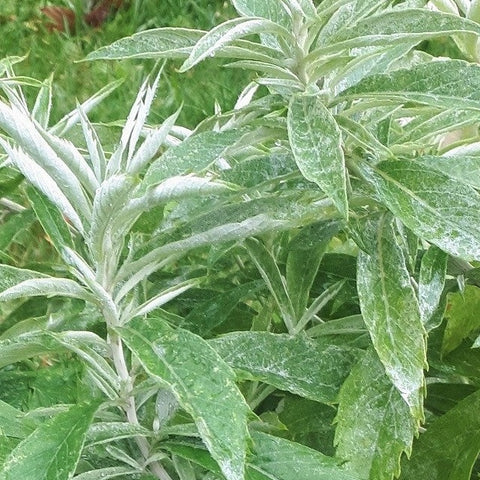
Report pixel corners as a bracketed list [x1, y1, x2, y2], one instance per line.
[0, 402, 98, 480]
[77, 104, 106, 184]
[327, 43, 415, 94]
[0, 143, 85, 234]
[232, 0, 291, 26]
[126, 279, 199, 321]
[26, 187, 74, 253]
[359, 159, 480, 261]
[335, 349, 418, 480]
[286, 221, 340, 322]
[85, 423, 151, 448]
[118, 318, 251, 480]
[320, 9, 480, 51]
[89, 174, 137, 264]
[0, 264, 48, 291]
[118, 194, 338, 283]
[85, 28, 205, 61]
[114, 176, 232, 237]
[245, 238, 296, 333]
[143, 129, 245, 188]
[393, 109, 480, 146]
[225, 60, 301, 83]
[418, 246, 448, 329]
[210, 332, 360, 404]
[249, 431, 357, 480]
[36, 126, 99, 194]
[357, 214, 426, 419]
[338, 59, 480, 110]
[31, 73, 52, 129]
[415, 155, 480, 189]
[288, 94, 348, 217]
[179, 17, 292, 72]
[335, 115, 392, 159]
[127, 108, 180, 176]
[0, 104, 92, 221]
[399, 390, 480, 480]
[0, 278, 97, 304]
[50, 79, 124, 136]
[73, 467, 140, 480]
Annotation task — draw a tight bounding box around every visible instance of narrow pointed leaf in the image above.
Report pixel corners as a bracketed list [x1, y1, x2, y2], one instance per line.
[118, 317, 251, 480]
[335, 349, 417, 480]
[0, 265, 48, 291]
[323, 9, 480, 50]
[85, 28, 205, 61]
[357, 214, 426, 419]
[209, 332, 360, 404]
[0, 402, 98, 480]
[443, 285, 480, 354]
[400, 390, 480, 480]
[32, 74, 52, 128]
[0, 278, 97, 304]
[1, 144, 85, 234]
[232, 0, 291, 27]
[288, 94, 348, 217]
[73, 467, 140, 480]
[249, 431, 357, 480]
[418, 245, 447, 330]
[26, 186, 73, 253]
[143, 129, 245, 189]
[180, 17, 291, 72]
[286, 221, 341, 319]
[360, 159, 480, 261]
[0, 400, 36, 439]
[339, 60, 480, 110]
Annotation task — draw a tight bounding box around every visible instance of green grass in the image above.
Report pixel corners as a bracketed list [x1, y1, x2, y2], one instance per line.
[0, 0, 250, 127]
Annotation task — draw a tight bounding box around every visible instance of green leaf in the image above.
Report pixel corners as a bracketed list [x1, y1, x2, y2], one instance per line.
[0, 209, 35, 258]
[335, 349, 417, 480]
[443, 285, 480, 354]
[232, 0, 291, 27]
[85, 422, 151, 447]
[118, 317, 251, 480]
[248, 431, 357, 480]
[338, 60, 480, 110]
[357, 214, 426, 419]
[415, 155, 480, 190]
[73, 467, 141, 480]
[418, 245, 447, 330]
[0, 400, 36, 439]
[183, 280, 263, 336]
[359, 159, 480, 261]
[209, 332, 360, 404]
[286, 221, 340, 320]
[142, 130, 245, 189]
[26, 187, 73, 253]
[0, 278, 97, 304]
[0, 332, 61, 369]
[399, 390, 480, 480]
[0, 402, 98, 480]
[179, 17, 291, 72]
[288, 94, 348, 217]
[322, 9, 480, 51]
[0, 265, 48, 291]
[245, 238, 296, 333]
[85, 28, 205, 61]
[32, 74, 52, 129]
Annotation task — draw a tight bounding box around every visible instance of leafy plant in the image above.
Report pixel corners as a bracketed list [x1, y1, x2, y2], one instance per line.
[2, 0, 480, 479]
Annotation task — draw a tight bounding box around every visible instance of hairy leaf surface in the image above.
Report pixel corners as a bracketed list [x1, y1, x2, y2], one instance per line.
[357, 214, 426, 419]
[209, 332, 360, 404]
[118, 317, 251, 480]
[335, 349, 417, 480]
[0, 402, 98, 480]
[288, 94, 348, 217]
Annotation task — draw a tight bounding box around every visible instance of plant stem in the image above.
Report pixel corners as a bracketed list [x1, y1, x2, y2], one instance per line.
[106, 316, 173, 480]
